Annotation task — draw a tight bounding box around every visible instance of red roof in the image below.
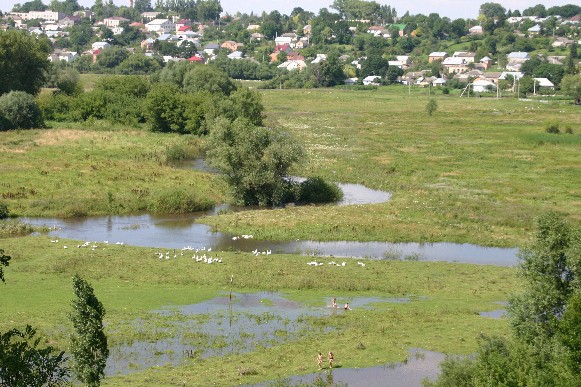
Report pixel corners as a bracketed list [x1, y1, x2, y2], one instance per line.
[178, 25, 191, 31]
[187, 56, 204, 62]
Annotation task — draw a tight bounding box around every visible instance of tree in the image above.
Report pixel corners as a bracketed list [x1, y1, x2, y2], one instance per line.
[196, 0, 222, 22]
[0, 325, 69, 385]
[70, 275, 108, 387]
[566, 43, 577, 75]
[96, 46, 130, 69]
[206, 118, 305, 206]
[0, 30, 51, 96]
[0, 91, 44, 130]
[182, 65, 237, 96]
[426, 98, 438, 116]
[508, 212, 578, 344]
[560, 74, 581, 100]
[479, 2, 506, 19]
[0, 249, 10, 284]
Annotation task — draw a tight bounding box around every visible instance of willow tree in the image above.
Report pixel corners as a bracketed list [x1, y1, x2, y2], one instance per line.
[206, 118, 305, 206]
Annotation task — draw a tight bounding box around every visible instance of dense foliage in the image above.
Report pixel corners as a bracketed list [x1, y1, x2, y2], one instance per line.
[0, 30, 50, 96]
[206, 118, 305, 206]
[70, 275, 108, 387]
[0, 91, 44, 130]
[0, 325, 69, 386]
[428, 212, 581, 386]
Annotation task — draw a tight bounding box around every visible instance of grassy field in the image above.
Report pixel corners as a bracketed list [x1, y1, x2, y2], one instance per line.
[200, 86, 581, 246]
[0, 235, 519, 385]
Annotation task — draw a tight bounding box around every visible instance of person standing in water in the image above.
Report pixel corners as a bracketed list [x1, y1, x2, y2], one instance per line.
[331, 297, 337, 308]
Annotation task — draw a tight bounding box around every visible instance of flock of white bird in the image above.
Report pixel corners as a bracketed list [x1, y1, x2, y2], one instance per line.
[51, 239, 124, 250]
[307, 260, 366, 267]
[50, 237, 368, 268]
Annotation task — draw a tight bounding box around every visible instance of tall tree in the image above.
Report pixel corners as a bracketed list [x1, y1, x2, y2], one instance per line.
[196, 0, 222, 22]
[0, 30, 51, 96]
[70, 275, 108, 387]
[479, 2, 506, 19]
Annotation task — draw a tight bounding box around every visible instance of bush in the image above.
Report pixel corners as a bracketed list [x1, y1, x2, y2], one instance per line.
[298, 177, 344, 204]
[0, 91, 44, 129]
[545, 121, 560, 134]
[0, 202, 8, 219]
[147, 189, 214, 213]
[36, 92, 75, 121]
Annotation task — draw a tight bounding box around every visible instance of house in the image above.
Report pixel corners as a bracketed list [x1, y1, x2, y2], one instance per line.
[472, 78, 496, 92]
[48, 50, 77, 63]
[506, 52, 530, 63]
[203, 42, 220, 55]
[482, 72, 503, 85]
[547, 56, 567, 65]
[293, 38, 308, 49]
[453, 69, 484, 83]
[247, 24, 260, 31]
[443, 57, 469, 74]
[453, 52, 476, 63]
[140, 38, 155, 50]
[552, 37, 574, 48]
[141, 12, 160, 22]
[367, 26, 390, 38]
[145, 19, 175, 34]
[527, 24, 541, 35]
[103, 16, 129, 28]
[311, 54, 327, 64]
[479, 56, 493, 69]
[362, 75, 381, 85]
[274, 36, 292, 45]
[417, 76, 436, 87]
[533, 77, 555, 93]
[277, 60, 307, 71]
[91, 41, 110, 50]
[9, 11, 64, 22]
[175, 19, 192, 32]
[432, 77, 447, 87]
[227, 51, 244, 59]
[429, 52, 448, 62]
[221, 41, 244, 51]
[187, 55, 205, 63]
[499, 71, 524, 81]
[250, 32, 265, 41]
[469, 25, 483, 35]
[59, 15, 81, 27]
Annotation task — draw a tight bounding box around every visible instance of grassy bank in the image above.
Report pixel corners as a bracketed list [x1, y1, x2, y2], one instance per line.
[0, 128, 228, 217]
[1, 235, 519, 385]
[200, 86, 581, 246]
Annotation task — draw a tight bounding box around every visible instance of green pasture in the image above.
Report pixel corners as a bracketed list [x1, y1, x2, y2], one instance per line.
[1, 235, 519, 385]
[201, 86, 581, 247]
[0, 128, 228, 217]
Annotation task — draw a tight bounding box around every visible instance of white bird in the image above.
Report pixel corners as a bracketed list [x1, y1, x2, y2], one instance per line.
[252, 249, 258, 255]
[341, 262, 346, 267]
[63, 246, 68, 249]
[232, 236, 239, 240]
[51, 240, 59, 243]
[266, 250, 271, 255]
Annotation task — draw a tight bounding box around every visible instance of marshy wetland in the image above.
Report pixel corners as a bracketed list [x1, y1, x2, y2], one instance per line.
[1, 86, 579, 385]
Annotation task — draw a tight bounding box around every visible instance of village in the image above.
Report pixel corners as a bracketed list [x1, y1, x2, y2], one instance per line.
[1, 1, 579, 95]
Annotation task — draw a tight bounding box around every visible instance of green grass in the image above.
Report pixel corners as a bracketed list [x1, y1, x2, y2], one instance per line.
[199, 86, 581, 246]
[0, 235, 520, 386]
[0, 128, 228, 217]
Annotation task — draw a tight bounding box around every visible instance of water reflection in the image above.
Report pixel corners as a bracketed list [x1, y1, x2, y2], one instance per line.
[106, 292, 404, 376]
[246, 348, 445, 387]
[22, 214, 518, 266]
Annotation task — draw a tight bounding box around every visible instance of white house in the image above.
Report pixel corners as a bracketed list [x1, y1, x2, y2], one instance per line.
[506, 52, 530, 63]
[277, 60, 307, 71]
[91, 41, 110, 50]
[103, 16, 129, 28]
[472, 78, 496, 92]
[469, 25, 483, 35]
[362, 75, 381, 85]
[311, 54, 327, 64]
[274, 36, 292, 45]
[145, 19, 175, 34]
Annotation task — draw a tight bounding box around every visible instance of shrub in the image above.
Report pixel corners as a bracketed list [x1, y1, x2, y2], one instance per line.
[147, 189, 214, 213]
[36, 92, 75, 121]
[0, 91, 44, 129]
[298, 177, 344, 204]
[0, 202, 8, 219]
[545, 121, 560, 134]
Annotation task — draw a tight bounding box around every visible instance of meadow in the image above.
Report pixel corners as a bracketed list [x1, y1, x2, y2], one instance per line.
[1, 84, 579, 385]
[1, 236, 518, 385]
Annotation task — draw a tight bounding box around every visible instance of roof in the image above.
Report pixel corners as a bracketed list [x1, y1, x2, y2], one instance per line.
[147, 19, 172, 25]
[187, 55, 204, 62]
[443, 57, 467, 65]
[429, 52, 447, 57]
[507, 52, 530, 59]
[534, 78, 554, 87]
